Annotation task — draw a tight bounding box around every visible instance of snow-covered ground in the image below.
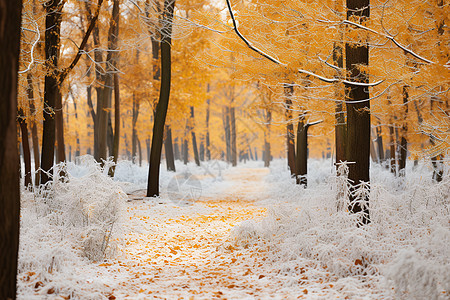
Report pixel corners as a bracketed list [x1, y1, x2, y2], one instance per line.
[18, 156, 449, 299]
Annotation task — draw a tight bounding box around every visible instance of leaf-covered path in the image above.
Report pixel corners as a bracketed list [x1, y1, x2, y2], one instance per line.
[103, 167, 289, 298]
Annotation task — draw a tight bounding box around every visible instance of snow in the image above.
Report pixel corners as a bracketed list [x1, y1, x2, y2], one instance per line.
[17, 156, 449, 299]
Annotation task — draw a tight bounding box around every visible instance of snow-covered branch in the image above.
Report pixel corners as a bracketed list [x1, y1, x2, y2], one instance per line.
[225, 0, 383, 87]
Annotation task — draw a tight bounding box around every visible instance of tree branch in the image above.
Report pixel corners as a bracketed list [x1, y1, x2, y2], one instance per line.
[225, 0, 384, 87]
[59, 0, 104, 84]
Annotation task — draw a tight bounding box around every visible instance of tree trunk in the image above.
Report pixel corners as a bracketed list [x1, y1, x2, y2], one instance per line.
[284, 84, 296, 176]
[398, 85, 408, 176]
[345, 0, 370, 224]
[332, 23, 346, 166]
[164, 125, 176, 171]
[375, 124, 384, 163]
[132, 93, 139, 164]
[174, 137, 180, 160]
[138, 137, 142, 166]
[0, 1, 22, 297]
[224, 106, 231, 162]
[205, 87, 211, 160]
[147, 0, 176, 197]
[230, 106, 237, 167]
[295, 119, 307, 186]
[190, 107, 201, 166]
[55, 91, 66, 163]
[264, 109, 271, 167]
[40, 1, 64, 184]
[18, 109, 32, 188]
[109, 72, 121, 177]
[183, 137, 189, 165]
[26, 74, 40, 185]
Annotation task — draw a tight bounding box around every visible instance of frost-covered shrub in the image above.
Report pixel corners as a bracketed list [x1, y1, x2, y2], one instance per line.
[230, 159, 449, 298]
[18, 156, 126, 297]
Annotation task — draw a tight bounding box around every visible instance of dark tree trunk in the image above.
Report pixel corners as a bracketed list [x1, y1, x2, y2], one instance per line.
[18, 109, 32, 187]
[398, 86, 408, 175]
[190, 106, 200, 166]
[109, 72, 121, 177]
[164, 125, 176, 171]
[174, 137, 180, 160]
[0, 1, 22, 297]
[230, 106, 237, 167]
[132, 93, 139, 164]
[41, 1, 63, 184]
[205, 88, 211, 160]
[147, 0, 176, 197]
[183, 137, 189, 165]
[264, 109, 271, 167]
[199, 142, 205, 161]
[138, 137, 142, 166]
[295, 120, 307, 186]
[55, 91, 66, 163]
[345, 0, 371, 224]
[254, 147, 258, 161]
[284, 84, 296, 175]
[26, 74, 40, 185]
[375, 124, 384, 163]
[224, 106, 231, 162]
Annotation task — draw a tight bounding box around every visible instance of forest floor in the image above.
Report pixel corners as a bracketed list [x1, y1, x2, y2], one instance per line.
[18, 158, 449, 299]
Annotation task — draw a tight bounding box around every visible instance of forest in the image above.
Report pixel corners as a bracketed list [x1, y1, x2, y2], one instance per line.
[0, 0, 449, 299]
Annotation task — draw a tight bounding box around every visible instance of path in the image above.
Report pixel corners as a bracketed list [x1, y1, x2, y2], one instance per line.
[101, 167, 303, 299]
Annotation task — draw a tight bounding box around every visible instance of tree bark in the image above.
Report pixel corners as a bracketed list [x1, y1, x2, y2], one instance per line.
[174, 137, 180, 160]
[223, 106, 231, 163]
[295, 119, 307, 186]
[284, 84, 296, 176]
[398, 85, 408, 175]
[0, 1, 22, 297]
[164, 125, 176, 171]
[55, 91, 66, 163]
[132, 93, 139, 164]
[375, 124, 384, 163]
[345, 0, 370, 224]
[147, 0, 176, 197]
[230, 106, 237, 167]
[190, 106, 201, 166]
[40, 1, 64, 184]
[26, 74, 40, 185]
[205, 86, 211, 160]
[18, 109, 32, 188]
[264, 109, 271, 167]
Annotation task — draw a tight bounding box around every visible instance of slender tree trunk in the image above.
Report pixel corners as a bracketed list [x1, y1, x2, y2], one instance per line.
[132, 93, 139, 164]
[147, 0, 176, 197]
[398, 85, 408, 175]
[109, 72, 120, 177]
[55, 91, 66, 163]
[41, 1, 63, 184]
[174, 137, 180, 160]
[345, 0, 370, 224]
[138, 137, 142, 166]
[284, 84, 296, 176]
[264, 109, 271, 167]
[224, 106, 231, 162]
[199, 142, 205, 161]
[375, 124, 384, 163]
[164, 125, 176, 171]
[332, 20, 346, 166]
[0, 1, 22, 297]
[205, 87, 211, 160]
[230, 106, 237, 167]
[183, 136, 189, 165]
[190, 106, 200, 166]
[26, 74, 40, 185]
[18, 109, 32, 188]
[295, 119, 307, 186]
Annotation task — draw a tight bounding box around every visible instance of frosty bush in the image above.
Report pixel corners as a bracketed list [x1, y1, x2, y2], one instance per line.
[230, 159, 449, 298]
[18, 155, 126, 297]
